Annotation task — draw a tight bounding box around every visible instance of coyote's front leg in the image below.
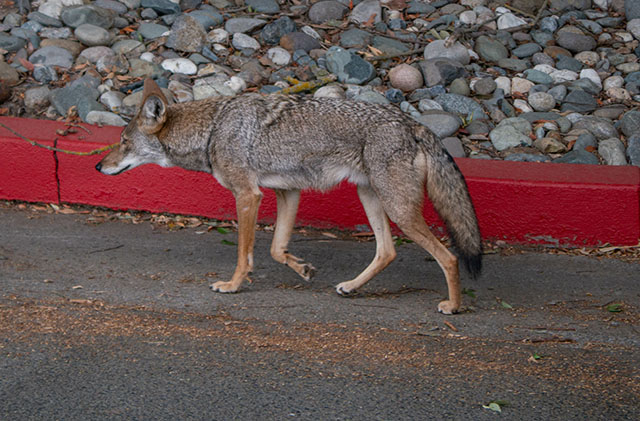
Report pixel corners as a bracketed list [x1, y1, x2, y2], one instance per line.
[270, 189, 316, 281]
[210, 188, 262, 293]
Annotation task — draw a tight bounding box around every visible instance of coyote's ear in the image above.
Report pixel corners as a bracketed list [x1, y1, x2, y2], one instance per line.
[138, 78, 168, 134]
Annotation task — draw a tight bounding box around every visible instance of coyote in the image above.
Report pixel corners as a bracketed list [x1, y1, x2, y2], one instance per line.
[96, 78, 482, 314]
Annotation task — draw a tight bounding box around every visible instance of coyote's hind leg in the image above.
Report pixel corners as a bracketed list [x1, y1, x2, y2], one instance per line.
[270, 189, 316, 281]
[393, 215, 461, 314]
[336, 185, 396, 295]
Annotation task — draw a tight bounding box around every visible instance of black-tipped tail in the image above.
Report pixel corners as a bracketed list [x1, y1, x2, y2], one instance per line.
[455, 238, 482, 280]
[419, 134, 482, 279]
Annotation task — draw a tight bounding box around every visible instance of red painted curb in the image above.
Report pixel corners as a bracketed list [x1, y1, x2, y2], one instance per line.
[1, 116, 639, 246]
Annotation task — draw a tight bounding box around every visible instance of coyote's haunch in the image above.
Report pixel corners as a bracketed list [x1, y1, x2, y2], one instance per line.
[96, 78, 482, 314]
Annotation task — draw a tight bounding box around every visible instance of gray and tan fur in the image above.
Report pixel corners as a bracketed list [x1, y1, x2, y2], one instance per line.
[96, 78, 482, 314]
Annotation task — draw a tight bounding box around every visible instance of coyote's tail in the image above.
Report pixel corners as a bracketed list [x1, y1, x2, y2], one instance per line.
[417, 128, 482, 279]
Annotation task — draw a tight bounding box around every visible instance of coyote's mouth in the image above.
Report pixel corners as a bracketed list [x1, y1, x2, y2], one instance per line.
[109, 164, 131, 175]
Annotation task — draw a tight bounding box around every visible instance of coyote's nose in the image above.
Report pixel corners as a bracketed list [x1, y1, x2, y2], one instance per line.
[95, 162, 102, 172]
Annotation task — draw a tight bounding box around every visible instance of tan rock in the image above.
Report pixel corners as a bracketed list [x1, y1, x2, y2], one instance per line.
[40, 38, 84, 58]
[388, 64, 423, 92]
[534, 137, 567, 154]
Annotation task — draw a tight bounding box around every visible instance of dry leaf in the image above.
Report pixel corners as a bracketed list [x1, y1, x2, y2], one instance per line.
[18, 57, 34, 72]
[70, 299, 93, 305]
[444, 321, 458, 332]
[368, 45, 384, 56]
[362, 13, 378, 27]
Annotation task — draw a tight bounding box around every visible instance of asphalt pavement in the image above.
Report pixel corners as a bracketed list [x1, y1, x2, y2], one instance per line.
[1, 203, 638, 420]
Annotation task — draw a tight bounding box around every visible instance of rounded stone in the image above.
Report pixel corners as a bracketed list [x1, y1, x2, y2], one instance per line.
[606, 87, 631, 102]
[225, 18, 267, 34]
[417, 99, 443, 112]
[166, 15, 207, 53]
[247, 0, 280, 14]
[434, 93, 485, 120]
[490, 125, 532, 150]
[627, 18, 640, 40]
[574, 51, 599, 67]
[350, 0, 382, 25]
[424, 40, 470, 65]
[473, 78, 496, 95]
[388, 64, 423, 92]
[572, 117, 618, 140]
[33, 65, 58, 83]
[441, 136, 466, 158]
[314, 85, 345, 99]
[598, 138, 627, 165]
[533, 137, 567, 153]
[603, 75, 624, 90]
[354, 90, 390, 105]
[528, 92, 556, 112]
[497, 12, 527, 30]
[550, 69, 579, 84]
[512, 43, 541, 58]
[24, 86, 51, 109]
[74, 24, 111, 46]
[459, 11, 477, 25]
[511, 77, 535, 95]
[260, 16, 296, 45]
[266, 47, 291, 67]
[0, 59, 19, 85]
[627, 135, 640, 166]
[449, 78, 470, 96]
[524, 69, 554, 85]
[413, 111, 462, 138]
[308, 1, 348, 24]
[474, 35, 509, 62]
[232, 33, 260, 51]
[28, 10, 64, 26]
[60, 5, 114, 29]
[280, 32, 322, 52]
[86, 110, 127, 126]
[78, 46, 115, 64]
[339, 28, 371, 48]
[99, 90, 125, 112]
[138, 22, 170, 40]
[556, 29, 596, 53]
[111, 39, 145, 57]
[0, 33, 27, 52]
[532, 52, 555, 66]
[494, 76, 511, 96]
[161, 58, 198, 75]
[29, 46, 74, 69]
[513, 99, 533, 113]
[39, 27, 72, 39]
[325, 46, 375, 85]
[579, 68, 602, 89]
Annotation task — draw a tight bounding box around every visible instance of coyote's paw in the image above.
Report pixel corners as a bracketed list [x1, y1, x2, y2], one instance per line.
[210, 281, 239, 293]
[300, 263, 316, 282]
[437, 300, 459, 315]
[335, 282, 357, 296]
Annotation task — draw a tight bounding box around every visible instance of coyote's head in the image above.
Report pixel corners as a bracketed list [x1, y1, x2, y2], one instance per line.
[95, 78, 172, 175]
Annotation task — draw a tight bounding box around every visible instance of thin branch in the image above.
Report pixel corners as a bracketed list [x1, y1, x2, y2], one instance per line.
[0, 122, 118, 156]
[365, 47, 424, 61]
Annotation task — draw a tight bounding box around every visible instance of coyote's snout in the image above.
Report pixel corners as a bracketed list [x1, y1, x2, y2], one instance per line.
[96, 78, 482, 314]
